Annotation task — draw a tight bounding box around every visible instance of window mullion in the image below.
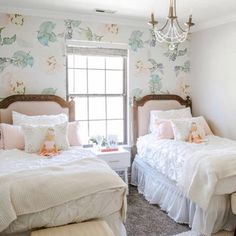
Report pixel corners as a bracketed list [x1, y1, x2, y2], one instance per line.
[123, 57, 127, 144]
[86, 56, 90, 141]
[67, 47, 128, 145]
[105, 57, 108, 140]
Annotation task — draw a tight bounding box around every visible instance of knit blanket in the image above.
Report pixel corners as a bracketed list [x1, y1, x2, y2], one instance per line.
[0, 149, 127, 232]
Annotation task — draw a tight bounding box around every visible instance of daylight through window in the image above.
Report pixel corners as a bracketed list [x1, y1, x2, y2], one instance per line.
[67, 46, 128, 145]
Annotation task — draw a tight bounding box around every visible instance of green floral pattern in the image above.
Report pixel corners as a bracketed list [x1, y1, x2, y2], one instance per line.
[41, 88, 57, 95]
[164, 44, 188, 61]
[64, 20, 81, 39]
[149, 74, 162, 94]
[148, 58, 164, 74]
[0, 27, 16, 46]
[175, 60, 190, 76]
[129, 31, 144, 52]
[0, 51, 34, 72]
[0, 13, 190, 100]
[37, 21, 58, 46]
[144, 30, 156, 48]
[80, 27, 103, 41]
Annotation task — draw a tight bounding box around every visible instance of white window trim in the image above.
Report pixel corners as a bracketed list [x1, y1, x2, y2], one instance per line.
[66, 41, 129, 145]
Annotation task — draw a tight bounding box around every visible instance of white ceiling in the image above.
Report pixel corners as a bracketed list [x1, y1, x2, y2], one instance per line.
[1, 0, 236, 31]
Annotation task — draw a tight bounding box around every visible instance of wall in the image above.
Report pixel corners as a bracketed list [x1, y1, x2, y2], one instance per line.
[190, 21, 236, 139]
[0, 12, 190, 101]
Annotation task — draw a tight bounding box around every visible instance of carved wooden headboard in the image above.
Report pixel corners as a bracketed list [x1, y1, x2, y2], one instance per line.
[0, 94, 75, 124]
[133, 94, 192, 144]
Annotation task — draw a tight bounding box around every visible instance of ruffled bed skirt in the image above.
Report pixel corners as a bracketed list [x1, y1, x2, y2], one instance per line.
[131, 156, 236, 235]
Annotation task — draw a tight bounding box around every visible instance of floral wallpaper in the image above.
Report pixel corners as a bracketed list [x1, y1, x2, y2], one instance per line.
[0, 12, 190, 101]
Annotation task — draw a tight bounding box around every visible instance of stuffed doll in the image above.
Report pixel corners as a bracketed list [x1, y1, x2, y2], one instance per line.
[39, 128, 59, 156]
[188, 122, 203, 144]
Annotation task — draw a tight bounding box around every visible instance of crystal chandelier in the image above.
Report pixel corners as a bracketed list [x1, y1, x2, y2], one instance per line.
[149, 0, 195, 50]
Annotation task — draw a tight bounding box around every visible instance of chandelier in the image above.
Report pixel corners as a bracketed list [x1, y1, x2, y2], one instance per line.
[149, 0, 195, 50]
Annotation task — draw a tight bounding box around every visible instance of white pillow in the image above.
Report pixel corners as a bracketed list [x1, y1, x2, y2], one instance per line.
[13, 111, 68, 126]
[197, 116, 213, 135]
[22, 123, 69, 153]
[149, 107, 192, 133]
[171, 117, 206, 141]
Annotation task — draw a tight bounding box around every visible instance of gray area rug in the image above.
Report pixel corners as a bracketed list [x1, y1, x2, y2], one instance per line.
[125, 185, 189, 236]
[126, 186, 235, 236]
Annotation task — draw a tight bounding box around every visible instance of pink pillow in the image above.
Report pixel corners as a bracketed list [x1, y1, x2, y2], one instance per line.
[0, 122, 82, 150]
[0, 123, 24, 150]
[68, 121, 82, 146]
[155, 120, 174, 139]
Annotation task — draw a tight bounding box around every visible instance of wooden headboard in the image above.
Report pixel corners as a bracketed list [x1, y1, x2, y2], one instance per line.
[0, 94, 75, 124]
[133, 94, 192, 144]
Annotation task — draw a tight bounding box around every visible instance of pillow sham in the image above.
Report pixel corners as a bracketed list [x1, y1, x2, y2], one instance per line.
[22, 122, 69, 153]
[13, 111, 68, 126]
[149, 107, 192, 133]
[155, 120, 174, 139]
[0, 123, 24, 150]
[0, 122, 81, 150]
[197, 116, 213, 135]
[153, 116, 212, 141]
[171, 117, 206, 141]
[68, 121, 82, 146]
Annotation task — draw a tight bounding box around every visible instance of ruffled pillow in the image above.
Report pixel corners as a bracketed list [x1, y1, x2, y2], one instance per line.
[22, 123, 69, 153]
[171, 117, 206, 141]
[154, 120, 174, 139]
[13, 111, 68, 126]
[149, 107, 192, 133]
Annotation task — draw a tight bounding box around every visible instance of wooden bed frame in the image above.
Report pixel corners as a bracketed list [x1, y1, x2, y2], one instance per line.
[131, 94, 236, 235]
[133, 94, 192, 145]
[0, 94, 75, 123]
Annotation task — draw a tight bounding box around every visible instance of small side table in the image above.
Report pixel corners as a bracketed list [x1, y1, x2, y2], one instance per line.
[92, 147, 131, 190]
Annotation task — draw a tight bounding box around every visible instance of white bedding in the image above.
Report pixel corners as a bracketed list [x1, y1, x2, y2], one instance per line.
[0, 147, 95, 175]
[0, 148, 127, 234]
[2, 191, 125, 236]
[137, 134, 236, 210]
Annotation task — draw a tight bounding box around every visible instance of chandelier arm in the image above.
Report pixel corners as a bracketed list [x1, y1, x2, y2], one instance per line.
[174, 26, 188, 42]
[158, 19, 169, 31]
[176, 19, 188, 32]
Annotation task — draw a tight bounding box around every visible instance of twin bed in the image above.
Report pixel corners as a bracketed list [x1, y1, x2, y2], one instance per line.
[131, 94, 236, 235]
[0, 95, 127, 236]
[1, 93, 236, 236]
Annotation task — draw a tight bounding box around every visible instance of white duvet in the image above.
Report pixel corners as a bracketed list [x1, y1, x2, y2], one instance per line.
[137, 134, 236, 210]
[0, 148, 127, 233]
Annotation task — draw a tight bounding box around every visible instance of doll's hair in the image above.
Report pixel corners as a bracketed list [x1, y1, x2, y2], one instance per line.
[46, 128, 55, 137]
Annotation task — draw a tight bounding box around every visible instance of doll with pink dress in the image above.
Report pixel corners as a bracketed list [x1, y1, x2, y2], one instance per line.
[188, 122, 203, 144]
[39, 128, 59, 156]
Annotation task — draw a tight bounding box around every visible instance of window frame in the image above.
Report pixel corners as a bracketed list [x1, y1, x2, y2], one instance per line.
[66, 45, 128, 145]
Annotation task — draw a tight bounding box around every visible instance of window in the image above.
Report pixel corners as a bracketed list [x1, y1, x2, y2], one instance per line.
[67, 46, 128, 144]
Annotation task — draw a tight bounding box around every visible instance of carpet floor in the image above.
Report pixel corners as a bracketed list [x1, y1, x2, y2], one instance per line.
[125, 185, 189, 236]
[125, 185, 235, 236]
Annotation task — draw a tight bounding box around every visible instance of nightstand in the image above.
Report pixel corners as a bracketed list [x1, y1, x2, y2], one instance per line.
[92, 147, 131, 188]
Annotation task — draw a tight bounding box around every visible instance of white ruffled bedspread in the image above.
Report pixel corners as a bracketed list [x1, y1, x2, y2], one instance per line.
[137, 134, 236, 210]
[0, 148, 127, 233]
